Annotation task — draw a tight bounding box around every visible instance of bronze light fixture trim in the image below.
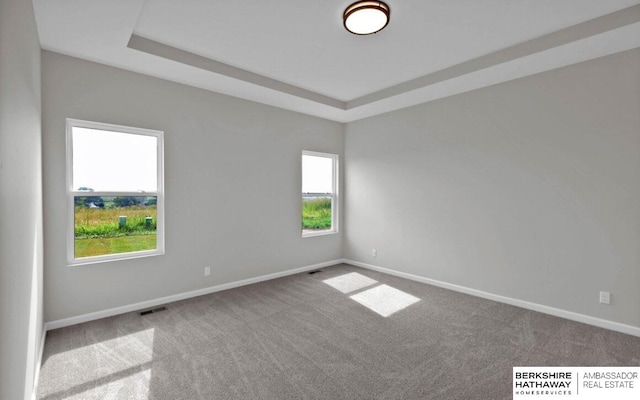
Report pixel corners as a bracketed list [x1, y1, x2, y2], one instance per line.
[343, 1, 391, 35]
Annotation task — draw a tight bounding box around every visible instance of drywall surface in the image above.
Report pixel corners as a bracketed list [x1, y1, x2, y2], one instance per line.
[345, 49, 640, 328]
[42, 51, 343, 322]
[0, 1, 44, 399]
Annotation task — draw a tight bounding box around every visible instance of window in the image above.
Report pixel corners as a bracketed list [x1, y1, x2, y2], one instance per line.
[302, 151, 338, 237]
[66, 119, 164, 265]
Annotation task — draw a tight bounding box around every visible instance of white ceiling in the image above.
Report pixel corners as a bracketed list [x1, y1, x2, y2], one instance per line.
[34, 0, 640, 123]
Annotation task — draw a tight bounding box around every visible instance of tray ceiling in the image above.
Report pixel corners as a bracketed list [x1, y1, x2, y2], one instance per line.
[34, 0, 640, 122]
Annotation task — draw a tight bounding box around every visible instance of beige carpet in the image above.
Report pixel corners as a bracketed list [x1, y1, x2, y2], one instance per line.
[36, 263, 640, 399]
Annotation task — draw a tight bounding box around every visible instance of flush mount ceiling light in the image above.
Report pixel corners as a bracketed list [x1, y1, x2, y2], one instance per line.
[343, 1, 390, 35]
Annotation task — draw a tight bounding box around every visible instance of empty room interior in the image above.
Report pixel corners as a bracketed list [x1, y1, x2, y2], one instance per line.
[2, 1, 640, 399]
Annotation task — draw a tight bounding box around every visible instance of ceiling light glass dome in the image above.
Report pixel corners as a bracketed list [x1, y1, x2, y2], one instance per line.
[343, 1, 390, 35]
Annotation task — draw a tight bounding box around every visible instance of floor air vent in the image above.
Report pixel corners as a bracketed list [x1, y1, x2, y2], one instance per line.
[308, 270, 322, 275]
[139, 306, 167, 316]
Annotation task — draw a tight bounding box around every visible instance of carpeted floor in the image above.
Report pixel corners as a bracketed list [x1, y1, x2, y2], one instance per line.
[36, 263, 640, 399]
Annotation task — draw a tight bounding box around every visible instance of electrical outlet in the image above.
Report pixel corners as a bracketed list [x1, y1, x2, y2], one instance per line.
[372, 249, 377, 257]
[599, 291, 610, 304]
[204, 266, 211, 277]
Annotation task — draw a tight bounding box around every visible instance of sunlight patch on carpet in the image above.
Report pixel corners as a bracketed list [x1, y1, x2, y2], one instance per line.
[323, 272, 378, 293]
[350, 284, 420, 317]
[38, 328, 155, 399]
[56, 367, 152, 400]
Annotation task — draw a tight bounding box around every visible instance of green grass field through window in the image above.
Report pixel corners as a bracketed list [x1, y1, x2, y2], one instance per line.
[74, 198, 157, 258]
[75, 235, 157, 258]
[302, 197, 332, 230]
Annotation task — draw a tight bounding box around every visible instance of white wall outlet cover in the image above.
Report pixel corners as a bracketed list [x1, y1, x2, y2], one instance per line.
[204, 267, 211, 276]
[599, 291, 610, 304]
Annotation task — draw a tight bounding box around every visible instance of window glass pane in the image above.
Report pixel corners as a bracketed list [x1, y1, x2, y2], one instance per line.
[302, 155, 333, 194]
[302, 195, 332, 233]
[72, 127, 157, 192]
[74, 196, 157, 258]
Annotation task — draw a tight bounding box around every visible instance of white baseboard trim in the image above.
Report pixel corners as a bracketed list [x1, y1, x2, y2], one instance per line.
[342, 258, 640, 338]
[44, 259, 342, 331]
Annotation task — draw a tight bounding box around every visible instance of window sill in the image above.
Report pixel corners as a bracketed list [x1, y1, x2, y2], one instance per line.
[302, 229, 338, 238]
[68, 249, 164, 267]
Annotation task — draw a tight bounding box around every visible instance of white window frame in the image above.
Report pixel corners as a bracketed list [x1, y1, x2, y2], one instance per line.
[302, 150, 338, 237]
[66, 118, 165, 265]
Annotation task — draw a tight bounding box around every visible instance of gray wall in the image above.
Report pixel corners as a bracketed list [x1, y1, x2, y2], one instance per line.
[0, 1, 44, 399]
[345, 49, 640, 328]
[42, 52, 344, 322]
